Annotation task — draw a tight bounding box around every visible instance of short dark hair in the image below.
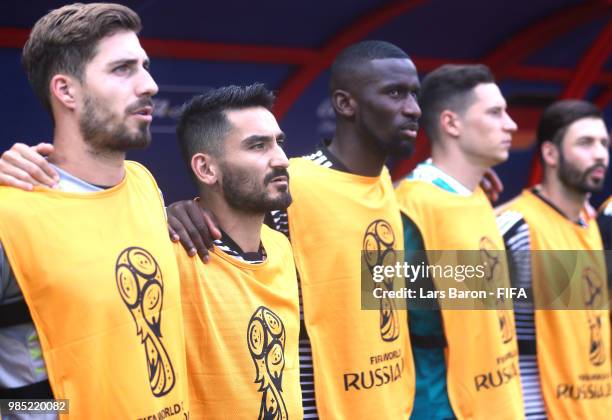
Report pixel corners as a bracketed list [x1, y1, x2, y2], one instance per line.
[330, 40, 410, 93]
[537, 99, 602, 148]
[419, 64, 495, 142]
[177, 84, 276, 168]
[22, 3, 141, 114]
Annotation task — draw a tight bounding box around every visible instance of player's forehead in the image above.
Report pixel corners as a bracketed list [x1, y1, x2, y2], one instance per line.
[470, 83, 506, 108]
[564, 117, 608, 141]
[225, 107, 282, 141]
[357, 58, 419, 88]
[88, 31, 149, 67]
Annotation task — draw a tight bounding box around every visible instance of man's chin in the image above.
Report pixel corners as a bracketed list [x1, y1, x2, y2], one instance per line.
[119, 129, 152, 150]
[491, 153, 509, 166]
[585, 182, 605, 194]
[569, 180, 604, 195]
[130, 136, 152, 150]
[388, 141, 415, 159]
[265, 192, 292, 210]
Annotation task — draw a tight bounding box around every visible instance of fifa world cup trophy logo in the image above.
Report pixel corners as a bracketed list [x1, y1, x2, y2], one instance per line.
[479, 237, 514, 344]
[115, 247, 176, 396]
[247, 306, 288, 420]
[582, 267, 605, 366]
[363, 219, 400, 342]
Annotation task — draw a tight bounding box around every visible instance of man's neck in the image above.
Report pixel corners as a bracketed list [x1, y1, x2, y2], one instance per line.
[49, 125, 126, 187]
[328, 126, 386, 177]
[199, 193, 263, 253]
[431, 147, 486, 192]
[537, 178, 586, 222]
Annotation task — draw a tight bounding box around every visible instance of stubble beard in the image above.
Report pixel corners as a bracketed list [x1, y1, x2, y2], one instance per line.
[558, 151, 606, 194]
[220, 161, 292, 214]
[79, 94, 151, 154]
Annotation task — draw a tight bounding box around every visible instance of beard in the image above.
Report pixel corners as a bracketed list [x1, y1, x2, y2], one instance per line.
[79, 94, 152, 153]
[382, 135, 415, 158]
[220, 162, 292, 214]
[558, 151, 607, 194]
[358, 118, 416, 159]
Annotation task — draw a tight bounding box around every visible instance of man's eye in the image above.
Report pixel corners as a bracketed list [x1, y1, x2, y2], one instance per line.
[277, 139, 285, 148]
[389, 89, 400, 97]
[251, 143, 265, 150]
[113, 65, 130, 74]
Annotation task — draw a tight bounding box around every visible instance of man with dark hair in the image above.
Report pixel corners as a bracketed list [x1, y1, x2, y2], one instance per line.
[418, 64, 494, 144]
[285, 40, 418, 419]
[0, 39, 420, 418]
[162, 39, 419, 419]
[0, 69, 302, 419]
[0, 3, 190, 418]
[497, 99, 611, 419]
[174, 84, 302, 418]
[22, 2, 141, 114]
[326, 40, 417, 161]
[395, 64, 524, 419]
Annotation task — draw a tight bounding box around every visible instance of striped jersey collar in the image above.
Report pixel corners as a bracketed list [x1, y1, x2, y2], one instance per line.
[302, 139, 345, 171]
[213, 229, 267, 264]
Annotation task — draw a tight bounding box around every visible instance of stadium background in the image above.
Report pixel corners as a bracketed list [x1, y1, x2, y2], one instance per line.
[0, 0, 610, 206]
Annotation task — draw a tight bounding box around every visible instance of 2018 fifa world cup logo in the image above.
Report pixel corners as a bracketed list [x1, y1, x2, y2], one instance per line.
[363, 219, 400, 342]
[115, 247, 176, 397]
[582, 267, 605, 366]
[479, 237, 514, 344]
[247, 306, 288, 420]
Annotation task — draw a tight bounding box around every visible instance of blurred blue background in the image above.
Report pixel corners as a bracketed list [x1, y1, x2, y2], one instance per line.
[1, 0, 610, 206]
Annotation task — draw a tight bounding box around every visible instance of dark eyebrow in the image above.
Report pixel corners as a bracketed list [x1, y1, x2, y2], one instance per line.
[380, 81, 420, 91]
[108, 58, 150, 68]
[577, 135, 609, 142]
[241, 132, 285, 146]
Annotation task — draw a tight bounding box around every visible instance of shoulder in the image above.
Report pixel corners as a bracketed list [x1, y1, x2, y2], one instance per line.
[125, 160, 158, 186]
[494, 190, 533, 216]
[262, 224, 292, 251]
[0, 186, 44, 217]
[0, 186, 32, 201]
[262, 225, 296, 271]
[496, 208, 525, 234]
[395, 179, 434, 200]
[289, 156, 317, 171]
[495, 208, 530, 250]
[598, 196, 612, 216]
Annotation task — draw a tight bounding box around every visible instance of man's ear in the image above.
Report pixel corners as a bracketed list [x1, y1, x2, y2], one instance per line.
[440, 109, 461, 138]
[49, 74, 78, 110]
[331, 89, 356, 118]
[541, 141, 559, 168]
[191, 153, 219, 186]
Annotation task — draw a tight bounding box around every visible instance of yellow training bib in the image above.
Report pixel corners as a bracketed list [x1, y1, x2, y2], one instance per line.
[499, 189, 611, 420]
[396, 180, 524, 420]
[0, 161, 190, 419]
[176, 225, 302, 419]
[288, 158, 414, 420]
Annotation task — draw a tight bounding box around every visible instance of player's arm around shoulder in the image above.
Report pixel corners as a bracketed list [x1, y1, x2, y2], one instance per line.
[0, 142, 58, 191]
